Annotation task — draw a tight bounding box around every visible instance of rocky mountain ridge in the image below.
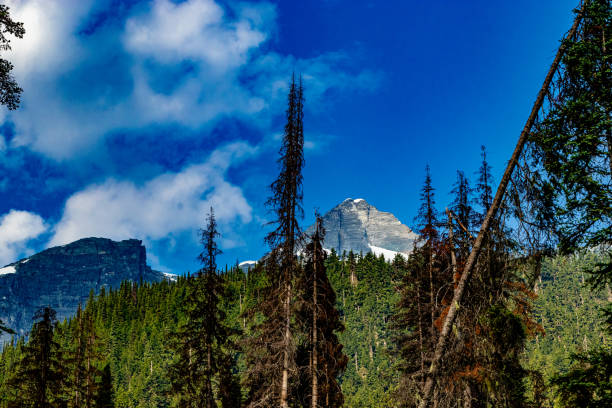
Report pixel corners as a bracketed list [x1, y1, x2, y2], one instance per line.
[306, 198, 419, 260]
[0, 237, 173, 340]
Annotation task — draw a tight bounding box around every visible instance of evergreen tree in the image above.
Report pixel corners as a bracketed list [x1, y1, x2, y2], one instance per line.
[168, 207, 238, 408]
[0, 5, 24, 110]
[8, 307, 66, 408]
[395, 165, 536, 407]
[528, 0, 611, 257]
[244, 75, 305, 408]
[393, 166, 443, 406]
[474, 145, 493, 221]
[450, 170, 475, 264]
[95, 364, 114, 408]
[526, 1, 612, 405]
[66, 303, 103, 408]
[296, 215, 347, 408]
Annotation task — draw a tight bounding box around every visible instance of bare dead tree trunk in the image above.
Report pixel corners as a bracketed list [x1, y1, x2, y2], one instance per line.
[417, 6, 586, 407]
[463, 384, 472, 408]
[280, 280, 292, 408]
[428, 244, 435, 329]
[312, 219, 319, 408]
[447, 209, 458, 285]
[417, 282, 425, 387]
[207, 344, 213, 408]
[602, 27, 612, 176]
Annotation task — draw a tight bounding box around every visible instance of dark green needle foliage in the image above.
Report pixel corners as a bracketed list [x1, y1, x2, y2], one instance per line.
[526, 1, 612, 405]
[295, 215, 347, 408]
[528, 0, 611, 258]
[8, 307, 67, 408]
[0, 5, 24, 110]
[95, 364, 115, 408]
[168, 208, 239, 408]
[243, 75, 305, 408]
[65, 302, 104, 408]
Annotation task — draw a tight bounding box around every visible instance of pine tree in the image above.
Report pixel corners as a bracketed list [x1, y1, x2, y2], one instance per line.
[244, 75, 305, 408]
[168, 207, 238, 408]
[297, 215, 347, 408]
[9, 307, 67, 408]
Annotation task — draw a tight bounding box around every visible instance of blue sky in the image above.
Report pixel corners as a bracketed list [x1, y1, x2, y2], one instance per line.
[0, 0, 578, 273]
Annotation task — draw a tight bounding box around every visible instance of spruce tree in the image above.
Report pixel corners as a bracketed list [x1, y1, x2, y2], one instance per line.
[393, 166, 443, 406]
[449, 170, 475, 255]
[474, 146, 493, 220]
[168, 207, 238, 408]
[296, 215, 347, 408]
[9, 307, 67, 408]
[244, 75, 305, 408]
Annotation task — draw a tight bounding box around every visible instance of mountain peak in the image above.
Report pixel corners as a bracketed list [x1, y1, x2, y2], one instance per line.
[308, 199, 418, 260]
[0, 237, 175, 339]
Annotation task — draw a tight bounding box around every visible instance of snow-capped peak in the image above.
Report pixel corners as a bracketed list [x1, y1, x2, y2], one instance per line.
[162, 272, 178, 282]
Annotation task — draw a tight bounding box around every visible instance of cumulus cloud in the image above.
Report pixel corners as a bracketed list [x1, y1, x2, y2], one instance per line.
[49, 142, 255, 247]
[124, 0, 270, 69]
[1, 0, 379, 160]
[0, 209, 47, 265]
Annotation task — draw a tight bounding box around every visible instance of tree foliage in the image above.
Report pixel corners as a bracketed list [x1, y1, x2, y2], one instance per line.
[0, 5, 24, 110]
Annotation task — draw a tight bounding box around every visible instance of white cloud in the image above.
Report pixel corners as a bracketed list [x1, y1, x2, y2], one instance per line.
[124, 0, 270, 69]
[49, 142, 255, 247]
[0, 0, 378, 160]
[0, 209, 47, 265]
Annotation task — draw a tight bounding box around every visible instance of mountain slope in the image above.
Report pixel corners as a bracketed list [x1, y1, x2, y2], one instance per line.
[0, 237, 174, 339]
[306, 198, 419, 260]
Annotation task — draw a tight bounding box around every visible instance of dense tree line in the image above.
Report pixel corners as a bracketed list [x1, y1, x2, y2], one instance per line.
[0, 1, 610, 404]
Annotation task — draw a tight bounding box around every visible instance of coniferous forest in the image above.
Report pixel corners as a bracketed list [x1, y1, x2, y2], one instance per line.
[0, 1, 611, 407]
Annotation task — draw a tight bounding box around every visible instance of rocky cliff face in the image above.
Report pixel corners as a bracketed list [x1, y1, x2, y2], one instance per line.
[306, 198, 419, 260]
[0, 237, 172, 340]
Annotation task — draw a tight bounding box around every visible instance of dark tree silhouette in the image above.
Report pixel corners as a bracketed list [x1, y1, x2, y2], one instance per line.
[9, 307, 67, 407]
[296, 214, 347, 408]
[95, 364, 114, 408]
[0, 5, 24, 110]
[244, 75, 305, 408]
[168, 207, 239, 408]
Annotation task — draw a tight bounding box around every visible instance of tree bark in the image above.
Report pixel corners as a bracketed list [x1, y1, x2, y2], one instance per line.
[280, 281, 292, 408]
[312, 224, 319, 408]
[417, 6, 586, 407]
[447, 209, 458, 285]
[207, 344, 213, 408]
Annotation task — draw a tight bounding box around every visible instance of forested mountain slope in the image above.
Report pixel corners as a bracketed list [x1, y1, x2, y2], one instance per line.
[0, 250, 606, 407]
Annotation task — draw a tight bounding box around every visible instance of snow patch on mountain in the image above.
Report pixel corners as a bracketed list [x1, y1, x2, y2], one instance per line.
[163, 272, 178, 281]
[0, 265, 16, 276]
[368, 245, 404, 261]
[306, 198, 419, 259]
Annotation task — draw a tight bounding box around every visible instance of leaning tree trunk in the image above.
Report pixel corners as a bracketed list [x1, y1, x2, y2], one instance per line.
[417, 5, 586, 407]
